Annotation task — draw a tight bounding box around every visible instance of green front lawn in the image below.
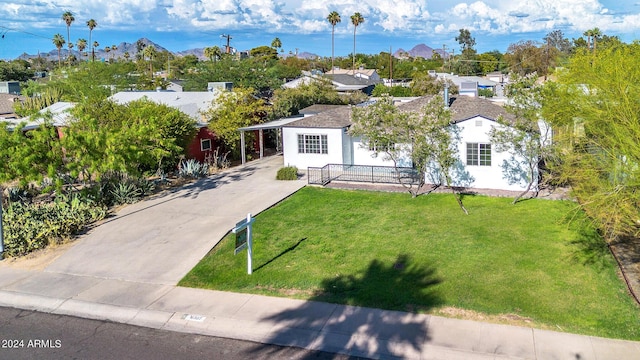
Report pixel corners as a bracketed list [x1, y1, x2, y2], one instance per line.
[180, 187, 640, 340]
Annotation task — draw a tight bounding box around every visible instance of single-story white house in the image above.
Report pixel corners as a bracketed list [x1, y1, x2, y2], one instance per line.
[281, 95, 537, 192]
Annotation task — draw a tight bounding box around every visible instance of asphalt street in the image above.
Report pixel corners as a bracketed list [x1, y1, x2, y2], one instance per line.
[0, 306, 360, 360]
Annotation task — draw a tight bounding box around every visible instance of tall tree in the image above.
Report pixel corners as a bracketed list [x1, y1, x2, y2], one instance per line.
[86, 19, 97, 61]
[203, 46, 221, 62]
[583, 29, 593, 51]
[203, 87, 268, 157]
[455, 28, 478, 75]
[77, 39, 87, 61]
[541, 43, 640, 241]
[92, 41, 99, 60]
[327, 11, 341, 74]
[143, 45, 157, 77]
[350, 94, 469, 214]
[489, 73, 551, 203]
[590, 27, 602, 54]
[271, 37, 282, 52]
[61, 11, 75, 67]
[52, 33, 66, 67]
[350, 12, 364, 72]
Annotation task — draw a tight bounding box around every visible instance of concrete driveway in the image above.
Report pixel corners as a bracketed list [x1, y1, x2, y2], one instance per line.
[44, 156, 306, 285]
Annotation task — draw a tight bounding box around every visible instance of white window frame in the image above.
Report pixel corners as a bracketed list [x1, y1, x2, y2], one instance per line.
[200, 138, 212, 152]
[466, 142, 491, 166]
[297, 134, 328, 154]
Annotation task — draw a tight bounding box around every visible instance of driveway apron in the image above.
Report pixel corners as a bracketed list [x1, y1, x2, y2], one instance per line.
[44, 156, 306, 285]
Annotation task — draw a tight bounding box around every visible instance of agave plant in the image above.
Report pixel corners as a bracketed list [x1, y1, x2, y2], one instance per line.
[178, 159, 209, 179]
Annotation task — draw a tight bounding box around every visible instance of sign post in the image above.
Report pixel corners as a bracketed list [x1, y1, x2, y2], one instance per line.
[232, 213, 254, 275]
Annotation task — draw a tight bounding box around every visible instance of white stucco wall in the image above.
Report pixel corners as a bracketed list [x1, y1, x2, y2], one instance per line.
[282, 127, 345, 169]
[452, 116, 534, 191]
[351, 136, 412, 167]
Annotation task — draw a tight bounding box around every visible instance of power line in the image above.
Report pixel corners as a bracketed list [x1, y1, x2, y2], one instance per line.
[0, 25, 51, 40]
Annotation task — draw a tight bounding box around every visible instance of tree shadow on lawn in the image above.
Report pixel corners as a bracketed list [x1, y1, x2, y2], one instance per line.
[247, 254, 443, 359]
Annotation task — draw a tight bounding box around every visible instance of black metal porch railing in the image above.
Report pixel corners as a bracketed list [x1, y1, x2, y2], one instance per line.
[308, 164, 420, 186]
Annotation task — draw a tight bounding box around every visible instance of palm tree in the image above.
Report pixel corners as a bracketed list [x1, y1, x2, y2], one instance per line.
[583, 29, 593, 51]
[350, 12, 364, 72]
[143, 45, 157, 78]
[62, 11, 75, 66]
[271, 37, 282, 51]
[52, 33, 66, 67]
[111, 45, 117, 61]
[93, 41, 99, 60]
[327, 11, 341, 74]
[124, 51, 130, 62]
[87, 19, 97, 61]
[591, 27, 602, 54]
[104, 46, 111, 62]
[204, 46, 222, 62]
[77, 39, 87, 61]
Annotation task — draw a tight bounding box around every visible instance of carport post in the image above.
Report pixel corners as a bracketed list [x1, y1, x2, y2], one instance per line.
[259, 129, 264, 159]
[240, 130, 246, 164]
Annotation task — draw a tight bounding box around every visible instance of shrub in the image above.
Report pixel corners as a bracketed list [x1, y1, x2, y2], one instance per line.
[2, 195, 107, 257]
[276, 166, 298, 180]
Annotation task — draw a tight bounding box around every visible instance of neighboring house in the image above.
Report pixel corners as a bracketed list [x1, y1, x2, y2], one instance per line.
[0, 81, 21, 95]
[110, 91, 221, 162]
[282, 95, 535, 192]
[282, 69, 382, 95]
[0, 93, 25, 120]
[433, 73, 498, 94]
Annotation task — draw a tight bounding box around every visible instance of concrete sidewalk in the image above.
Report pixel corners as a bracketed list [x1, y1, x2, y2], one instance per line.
[0, 268, 639, 359]
[0, 156, 639, 359]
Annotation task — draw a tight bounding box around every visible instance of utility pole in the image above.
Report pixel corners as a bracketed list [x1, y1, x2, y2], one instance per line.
[221, 34, 232, 54]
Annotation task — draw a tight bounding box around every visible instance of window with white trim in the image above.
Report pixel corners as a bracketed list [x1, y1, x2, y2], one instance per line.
[201, 138, 212, 152]
[368, 141, 395, 152]
[466, 143, 491, 166]
[297, 134, 328, 154]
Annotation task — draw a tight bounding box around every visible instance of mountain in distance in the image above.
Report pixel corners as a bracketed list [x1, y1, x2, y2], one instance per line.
[393, 44, 449, 59]
[17, 38, 443, 62]
[18, 38, 171, 62]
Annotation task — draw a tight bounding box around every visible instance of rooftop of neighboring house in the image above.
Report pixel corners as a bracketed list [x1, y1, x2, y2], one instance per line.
[283, 95, 515, 129]
[110, 90, 220, 121]
[326, 68, 378, 78]
[4, 101, 75, 131]
[0, 93, 25, 119]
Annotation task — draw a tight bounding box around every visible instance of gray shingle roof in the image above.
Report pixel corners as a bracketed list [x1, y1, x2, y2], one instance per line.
[284, 106, 352, 128]
[283, 96, 515, 129]
[0, 94, 24, 117]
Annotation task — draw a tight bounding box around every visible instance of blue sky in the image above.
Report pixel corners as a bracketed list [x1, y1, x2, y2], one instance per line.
[1, 0, 639, 60]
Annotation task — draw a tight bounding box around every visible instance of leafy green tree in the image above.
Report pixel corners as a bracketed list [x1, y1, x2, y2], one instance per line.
[65, 99, 197, 178]
[489, 73, 551, 204]
[203, 87, 268, 156]
[250, 46, 278, 61]
[410, 73, 458, 96]
[0, 117, 64, 188]
[455, 28, 478, 75]
[477, 53, 497, 75]
[371, 84, 412, 97]
[350, 95, 468, 213]
[0, 61, 35, 82]
[541, 43, 640, 241]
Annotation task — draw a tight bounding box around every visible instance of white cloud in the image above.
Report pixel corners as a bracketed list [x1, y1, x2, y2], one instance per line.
[1, 0, 639, 45]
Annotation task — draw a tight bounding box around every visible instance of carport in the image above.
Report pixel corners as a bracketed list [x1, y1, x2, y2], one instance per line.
[237, 115, 304, 164]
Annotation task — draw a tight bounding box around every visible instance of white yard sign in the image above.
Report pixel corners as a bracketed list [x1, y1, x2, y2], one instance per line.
[233, 213, 255, 275]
